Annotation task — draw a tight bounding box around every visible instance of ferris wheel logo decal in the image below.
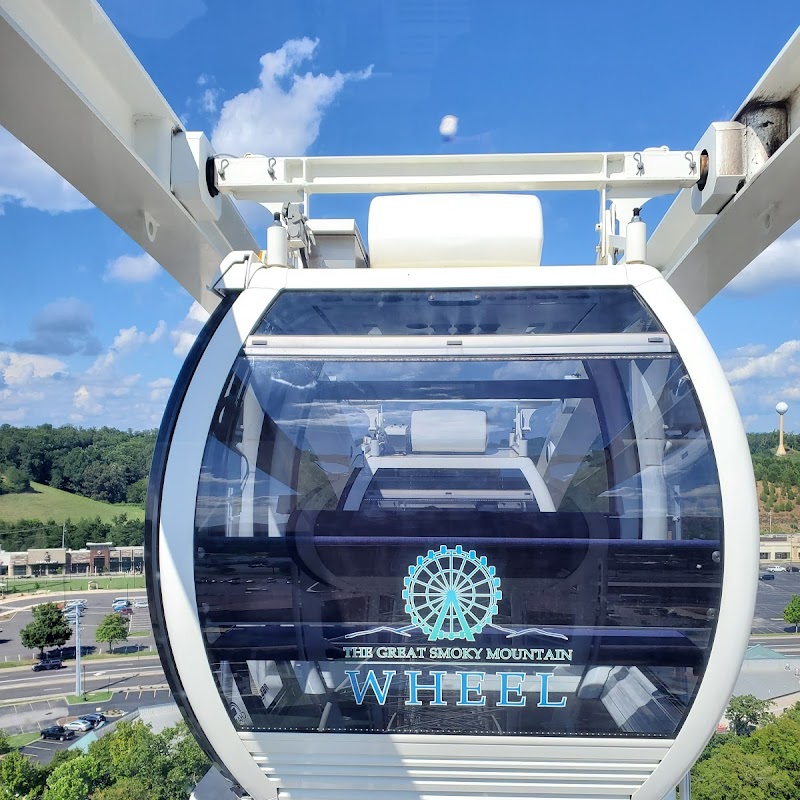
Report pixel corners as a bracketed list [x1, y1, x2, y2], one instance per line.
[402, 545, 501, 642]
[342, 543, 568, 643]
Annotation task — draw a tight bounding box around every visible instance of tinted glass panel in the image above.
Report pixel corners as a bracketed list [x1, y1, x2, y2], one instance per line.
[255, 288, 663, 336]
[195, 338, 721, 738]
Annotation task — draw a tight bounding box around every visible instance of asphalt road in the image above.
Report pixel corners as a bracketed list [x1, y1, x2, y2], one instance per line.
[0, 655, 165, 704]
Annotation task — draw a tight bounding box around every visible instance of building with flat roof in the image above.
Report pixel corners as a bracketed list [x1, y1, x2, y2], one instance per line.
[0, 543, 143, 577]
[759, 533, 800, 564]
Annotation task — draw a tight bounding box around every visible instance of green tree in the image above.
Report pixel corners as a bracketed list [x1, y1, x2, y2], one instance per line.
[43, 753, 106, 800]
[726, 694, 774, 736]
[0, 750, 46, 798]
[697, 731, 732, 763]
[2, 465, 31, 493]
[20, 602, 72, 655]
[125, 477, 148, 505]
[158, 722, 210, 798]
[742, 713, 800, 793]
[88, 720, 208, 800]
[95, 613, 129, 653]
[92, 778, 152, 800]
[784, 595, 800, 633]
[692, 743, 795, 800]
[81, 462, 129, 504]
[0, 728, 8, 755]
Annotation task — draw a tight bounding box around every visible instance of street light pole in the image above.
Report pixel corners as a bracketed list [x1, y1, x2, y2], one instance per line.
[75, 611, 83, 699]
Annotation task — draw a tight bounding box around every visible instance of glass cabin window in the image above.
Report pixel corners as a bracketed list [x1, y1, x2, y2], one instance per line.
[255, 287, 663, 336]
[194, 296, 722, 740]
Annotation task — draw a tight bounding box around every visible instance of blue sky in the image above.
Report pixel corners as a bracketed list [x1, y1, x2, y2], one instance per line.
[0, 1, 799, 432]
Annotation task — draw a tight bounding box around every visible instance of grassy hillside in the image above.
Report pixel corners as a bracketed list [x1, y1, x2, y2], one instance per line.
[0, 482, 144, 523]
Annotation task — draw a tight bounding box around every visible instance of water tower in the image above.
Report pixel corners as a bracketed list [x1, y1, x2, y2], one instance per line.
[776, 402, 789, 456]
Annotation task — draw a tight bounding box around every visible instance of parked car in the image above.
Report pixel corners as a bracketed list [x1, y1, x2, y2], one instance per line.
[112, 598, 131, 608]
[32, 658, 63, 672]
[767, 565, 787, 572]
[133, 598, 148, 608]
[41, 725, 75, 742]
[64, 599, 87, 609]
[760, 572, 776, 581]
[64, 718, 93, 732]
[789, 566, 800, 572]
[80, 713, 106, 728]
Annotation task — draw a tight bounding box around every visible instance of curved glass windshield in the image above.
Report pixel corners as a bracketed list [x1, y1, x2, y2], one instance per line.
[194, 291, 722, 739]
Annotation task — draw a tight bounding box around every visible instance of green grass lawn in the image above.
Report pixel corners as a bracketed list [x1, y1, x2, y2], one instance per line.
[2, 575, 145, 595]
[65, 691, 113, 705]
[6, 732, 39, 748]
[0, 482, 144, 524]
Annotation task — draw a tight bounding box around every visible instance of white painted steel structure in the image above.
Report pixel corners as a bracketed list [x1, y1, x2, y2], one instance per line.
[0, 4, 798, 799]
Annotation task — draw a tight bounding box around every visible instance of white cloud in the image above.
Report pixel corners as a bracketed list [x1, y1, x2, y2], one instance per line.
[724, 340, 800, 384]
[0, 357, 167, 430]
[0, 127, 92, 214]
[717, 339, 800, 433]
[0, 351, 66, 385]
[73, 372, 141, 415]
[201, 88, 220, 113]
[89, 321, 167, 374]
[104, 253, 160, 283]
[171, 301, 210, 357]
[148, 377, 174, 402]
[726, 223, 800, 294]
[73, 384, 102, 414]
[211, 38, 373, 156]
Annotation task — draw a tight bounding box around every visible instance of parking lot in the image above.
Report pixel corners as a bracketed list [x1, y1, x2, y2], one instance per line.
[752, 571, 800, 633]
[0, 590, 153, 664]
[20, 736, 74, 766]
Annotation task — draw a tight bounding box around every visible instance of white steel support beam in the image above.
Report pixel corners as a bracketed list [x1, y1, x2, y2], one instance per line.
[649, 28, 800, 312]
[213, 150, 701, 203]
[0, 0, 257, 311]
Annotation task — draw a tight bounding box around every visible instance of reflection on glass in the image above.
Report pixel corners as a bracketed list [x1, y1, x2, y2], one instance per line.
[254, 288, 663, 336]
[195, 295, 721, 739]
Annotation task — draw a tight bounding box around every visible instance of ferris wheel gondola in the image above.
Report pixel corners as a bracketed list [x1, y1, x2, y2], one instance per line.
[147, 176, 758, 800]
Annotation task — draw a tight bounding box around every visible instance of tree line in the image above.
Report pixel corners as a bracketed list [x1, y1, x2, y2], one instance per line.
[0, 719, 209, 800]
[0, 425, 156, 505]
[0, 516, 143, 552]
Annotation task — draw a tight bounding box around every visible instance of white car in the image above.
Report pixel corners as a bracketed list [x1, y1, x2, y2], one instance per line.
[64, 718, 93, 732]
[133, 598, 148, 608]
[766, 565, 787, 572]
